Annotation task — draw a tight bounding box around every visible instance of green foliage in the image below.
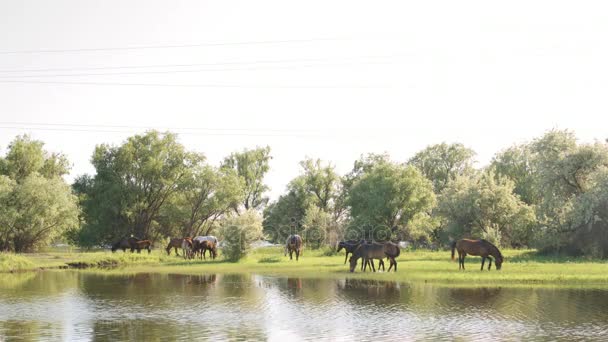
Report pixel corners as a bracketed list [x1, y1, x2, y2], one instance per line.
[0, 136, 78, 252]
[159, 164, 244, 237]
[74, 131, 196, 245]
[346, 162, 436, 240]
[222, 146, 272, 212]
[408, 143, 476, 193]
[438, 170, 535, 247]
[491, 144, 539, 205]
[219, 210, 264, 261]
[263, 158, 343, 246]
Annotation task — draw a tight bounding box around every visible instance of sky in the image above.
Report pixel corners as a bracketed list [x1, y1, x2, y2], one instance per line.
[1, 1, 607, 200]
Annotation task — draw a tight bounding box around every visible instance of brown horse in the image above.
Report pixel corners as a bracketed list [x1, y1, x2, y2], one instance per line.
[181, 238, 194, 260]
[192, 236, 218, 260]
[134, 240, 152, 254]
[451, 239, 503, 271]
[337, 240, 365, 265]
[285, 234, 303, 261]
[166, 237, 190, 256]
[349, 242, 400, 273]
[111, 237, 140, 253]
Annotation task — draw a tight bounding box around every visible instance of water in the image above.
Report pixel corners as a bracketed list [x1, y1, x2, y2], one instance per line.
[1, 271, 607, 341]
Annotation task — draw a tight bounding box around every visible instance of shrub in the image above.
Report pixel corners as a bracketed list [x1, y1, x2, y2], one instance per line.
[219, 210, 264, 261]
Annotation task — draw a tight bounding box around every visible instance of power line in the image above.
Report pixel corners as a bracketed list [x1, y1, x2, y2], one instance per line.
[0, 60, 396, 79]
[0, 37, 353, 55]
[0, 80, 389, 89]
[0, 55, 400, 74]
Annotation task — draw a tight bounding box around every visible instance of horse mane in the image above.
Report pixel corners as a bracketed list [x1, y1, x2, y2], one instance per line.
[481, 239, 502, 258]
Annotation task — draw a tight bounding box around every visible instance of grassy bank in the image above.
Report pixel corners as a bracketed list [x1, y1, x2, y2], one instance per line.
[3, 247, 608, 287]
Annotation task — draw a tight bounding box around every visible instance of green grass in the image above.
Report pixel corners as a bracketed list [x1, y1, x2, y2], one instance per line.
[0, 253, 35, 272]
[3, 247, 608, 287]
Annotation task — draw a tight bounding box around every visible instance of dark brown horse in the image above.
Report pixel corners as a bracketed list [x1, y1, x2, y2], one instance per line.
[111, 237, 140, 253]
[349, 242, 400, 272]
[192, 236, 218, 260]
[451, 239, 503, 271]
[134, 240, 152, 254]
[166, 237, 190, 256]
[285, 234, 303, 261]
[337, 240, 364, 265]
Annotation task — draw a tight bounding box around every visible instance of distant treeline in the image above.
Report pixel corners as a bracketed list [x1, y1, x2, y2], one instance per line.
[1, 129, 607, 257]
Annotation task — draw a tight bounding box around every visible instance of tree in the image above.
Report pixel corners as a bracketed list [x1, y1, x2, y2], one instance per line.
[528, 130, 608, 255]
[0, 135, 78, 252]
[437, 170, 535, 247]
[346, 162, 436, 241]
[75, 131, 194, 245]
[219, 210, 264, 261]
[263, 158, 344, 246]
[160, 164, 244, 237]
[222, 146, 271, 212]
[491, 144, 539, 205]
[408, 143, 476, 193]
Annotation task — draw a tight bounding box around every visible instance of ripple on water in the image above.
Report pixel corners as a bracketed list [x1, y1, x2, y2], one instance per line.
[2, 272, 608, 341]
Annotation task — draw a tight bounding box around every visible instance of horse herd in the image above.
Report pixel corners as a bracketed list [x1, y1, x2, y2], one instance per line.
[111, 235, 218, 260]
[112, 234, 504, 272]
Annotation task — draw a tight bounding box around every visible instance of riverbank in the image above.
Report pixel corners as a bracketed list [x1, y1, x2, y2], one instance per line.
[2, 247, 608, 287]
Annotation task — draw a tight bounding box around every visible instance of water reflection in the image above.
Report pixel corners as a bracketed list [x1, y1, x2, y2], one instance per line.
[1, 271, 608, 341]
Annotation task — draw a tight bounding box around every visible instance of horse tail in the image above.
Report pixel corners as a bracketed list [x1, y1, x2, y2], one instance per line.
[451, 241, 457, 260]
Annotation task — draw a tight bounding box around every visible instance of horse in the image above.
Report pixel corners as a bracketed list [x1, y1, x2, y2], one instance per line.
[349, 242, 400, 273]
[337, 240, 364, 265]
[285, 234, 303, 261]
[451, 239, 503, 271]
[192, 236, 219, 260]
[111, 237, 140, 253]
[181, 238, 194, 260]
[166, 237, 190, 256]
[134, 240, 152, 254]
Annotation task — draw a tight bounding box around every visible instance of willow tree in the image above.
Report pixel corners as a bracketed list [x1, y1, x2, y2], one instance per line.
[0, 135, 78, 252]
[75, 131, 195, 244]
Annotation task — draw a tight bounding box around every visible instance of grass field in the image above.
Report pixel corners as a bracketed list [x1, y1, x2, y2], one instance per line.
[2, 247, 608, 287]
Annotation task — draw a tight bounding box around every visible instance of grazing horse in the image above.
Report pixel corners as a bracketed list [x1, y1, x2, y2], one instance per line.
[349, 242, 400, 273]
[285, 234, 303, 261]
[181, 238, 194, 260]
[192, 236, 219, 260]
[451, 239, 503, 271]
[134, 240, 152, 254]
[111, 237, 140, 253]
[337, 240, 364, 265]
[166, 237, 190, 256]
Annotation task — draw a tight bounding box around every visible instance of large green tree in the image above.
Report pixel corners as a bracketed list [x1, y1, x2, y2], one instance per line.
[159, 164, 244, 237]
[263, 158, 343, 246]
[346, 162, 436, 241]
[408, 143, 476, 193]
[74, 131, 195, 245]
[0, 135, 78, 252]
[437, 170, 536, 247]
[222, 146, 271, 213]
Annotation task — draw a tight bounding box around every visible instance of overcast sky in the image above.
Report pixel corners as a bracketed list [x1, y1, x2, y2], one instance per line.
[1, 1, 607, 199]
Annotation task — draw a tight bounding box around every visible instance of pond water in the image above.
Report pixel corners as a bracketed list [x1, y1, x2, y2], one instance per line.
[1, 271, 607, 341]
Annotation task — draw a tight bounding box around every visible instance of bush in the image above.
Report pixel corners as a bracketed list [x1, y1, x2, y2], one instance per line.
[219, 210, 264, 261]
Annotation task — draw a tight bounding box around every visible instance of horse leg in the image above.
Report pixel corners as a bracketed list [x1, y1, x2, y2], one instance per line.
[175, 247, 180, 256]
[289, 249, 293, 260]
[481, 257, 486, 271]
[371, 259, 376, 272]
[488, 257, 493, 270]
[296, 249, 299, 261]
[147, 247, 151, 254]
[462, 254, 466, 270]
[344, 252, 349, 265]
